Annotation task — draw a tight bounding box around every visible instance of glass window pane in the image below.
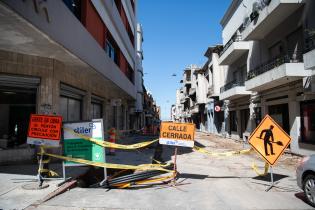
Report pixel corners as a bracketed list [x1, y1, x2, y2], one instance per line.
[68, 98, 81, 121]
[91, 103, 102, 119]
[59, 97, 68, 121]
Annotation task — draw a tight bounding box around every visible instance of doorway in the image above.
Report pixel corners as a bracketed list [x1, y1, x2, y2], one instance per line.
[0, 89, 36, 147]
[240, 108, 250, 138]
[268, 104, 290, 134]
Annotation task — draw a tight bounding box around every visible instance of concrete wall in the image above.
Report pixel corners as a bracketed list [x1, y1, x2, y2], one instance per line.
[196, 73, 207, 104]
[0, 50, 130, 131]
[2, 0, 136, 99]
[221, 0, 254, 44]
[135, 23, 144, 112]
[212, 53, 226, 96]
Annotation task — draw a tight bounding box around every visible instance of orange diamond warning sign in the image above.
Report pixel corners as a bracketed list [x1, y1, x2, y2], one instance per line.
[159, 122, 195, 147]
[249, 115, 291, 166]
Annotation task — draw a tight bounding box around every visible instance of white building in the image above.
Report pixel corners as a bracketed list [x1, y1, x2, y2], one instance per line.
[220, 0, 315, 155]
[204, 46, 226, 135]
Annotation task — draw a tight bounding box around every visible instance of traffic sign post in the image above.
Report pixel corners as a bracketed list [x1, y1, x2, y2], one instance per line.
[159, 122, 195, 148]
[27, 114, 62, 146]
[159, 122, 195, 185]
[248, 114, 292, 191]
[26, 114, 63, 187]
[214, 105, 221, 112]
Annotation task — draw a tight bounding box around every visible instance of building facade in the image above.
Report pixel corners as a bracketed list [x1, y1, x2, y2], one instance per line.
[174, 0, 315, 155]
[204, 46, 226, 135]
[0, 0, 150, 163]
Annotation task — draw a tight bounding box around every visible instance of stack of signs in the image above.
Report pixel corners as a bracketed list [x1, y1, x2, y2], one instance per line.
[63, 119, 105, 166]
[27, 114, 62, 146]
[159, 122, 195, 147]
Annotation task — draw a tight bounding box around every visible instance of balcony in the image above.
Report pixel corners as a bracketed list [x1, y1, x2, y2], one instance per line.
[190, 105, 199, 114]
[207, 86, 214, 97]
[189, 88, 196, 96]
[219, 80, 251, 100]
[242, 0, 303, 41]
[304, 35, 315, 70]
[183, 76, 192, 85]
[246, 52, 309, 91]
[180, 97, 186, 104]
[218, 35, 250, 65]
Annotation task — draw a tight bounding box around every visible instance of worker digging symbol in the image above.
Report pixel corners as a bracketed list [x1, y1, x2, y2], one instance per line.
[258, 125, 283, 156]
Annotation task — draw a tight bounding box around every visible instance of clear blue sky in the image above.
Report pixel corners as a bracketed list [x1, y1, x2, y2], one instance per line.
[138, 0, 231, 120]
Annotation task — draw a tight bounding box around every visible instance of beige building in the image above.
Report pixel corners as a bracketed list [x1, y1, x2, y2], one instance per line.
[174, 0, 315, 155]
[219, 0, 315, 155]
[0, 0, 145, 163]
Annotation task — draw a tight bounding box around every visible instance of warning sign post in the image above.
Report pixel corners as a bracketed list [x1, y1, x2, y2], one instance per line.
[27, 114, 62, 146]
[248, 114, 291, 166]
[249, 115, 291, 191]
[159, 122, 195, 148]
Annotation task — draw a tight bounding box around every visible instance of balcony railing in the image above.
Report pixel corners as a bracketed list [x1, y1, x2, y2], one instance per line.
[189, 88, 196, 95]
[207, 86, 214, 96]
[247, 52, 303, 80]
[304, 34, 315, 53]
[220, 80, 245, 93]
[219, 34, 242, 57]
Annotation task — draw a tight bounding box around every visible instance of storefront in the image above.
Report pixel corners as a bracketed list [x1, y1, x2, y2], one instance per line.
[268, 103, 290, 134]
[240, 108, 250, 138]
[0, 74, 39, 149]
[301, 100, 315, 145]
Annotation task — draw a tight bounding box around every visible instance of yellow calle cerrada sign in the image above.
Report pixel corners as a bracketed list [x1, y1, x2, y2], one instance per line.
[249, 115, 291, 166]
[159, 122, 195, 148]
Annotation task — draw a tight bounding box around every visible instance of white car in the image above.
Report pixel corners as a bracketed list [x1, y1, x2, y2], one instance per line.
[296, 154, 315, 207]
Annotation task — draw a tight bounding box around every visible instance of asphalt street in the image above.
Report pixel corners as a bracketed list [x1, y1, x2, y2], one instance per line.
[0, 132, 313, 210]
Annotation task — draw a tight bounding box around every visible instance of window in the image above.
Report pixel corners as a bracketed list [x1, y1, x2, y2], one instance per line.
[301, 100, 315, 144]
[63, 0, 81, 21]
[60, 96, 82, 121]
[254, 107, 262, 126]
[90, 96, 103, 119]
[105, 40, 116, 62]
[59, 84, 84, 122]
[269, 41, 284, 59]
[229, 111, 237, 132]
[91, 103, 102, 119]
[127, 64, 135, 84]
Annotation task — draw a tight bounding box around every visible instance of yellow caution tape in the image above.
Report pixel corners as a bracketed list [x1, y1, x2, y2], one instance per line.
[39, 147, 172, 172]
[193, 146, 253, 156]
[252, 162, 269, 176]
[38, 168, 59, 177]
[40, 158, 50, 164]
[63, 127, 158, 149]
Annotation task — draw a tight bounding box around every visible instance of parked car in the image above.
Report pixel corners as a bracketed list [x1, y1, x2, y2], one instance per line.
[296, 154, 315, 207]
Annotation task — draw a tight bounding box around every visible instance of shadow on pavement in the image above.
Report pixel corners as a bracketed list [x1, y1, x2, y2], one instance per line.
[294, 192, 313, 207]
[179, 173, 253, 180]
[206, 175, 252, 179]
[178, 173, 208, 180]
[252, 173, 288, 182]
[0, 163, 52, 176]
